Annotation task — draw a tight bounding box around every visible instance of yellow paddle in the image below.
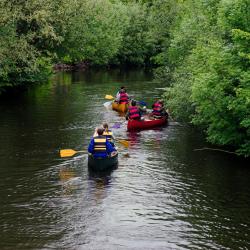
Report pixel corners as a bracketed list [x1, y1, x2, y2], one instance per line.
[117, 139, 129, 148]
[105, 94, 114, 100]
[60, 139, 129, 158]
[60, 149, 85, 158]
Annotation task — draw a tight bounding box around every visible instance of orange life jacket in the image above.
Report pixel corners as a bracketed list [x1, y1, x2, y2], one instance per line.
[152, 102, 163, 117]
[128, 106, 141, 120]
[119, 92, 129, 104]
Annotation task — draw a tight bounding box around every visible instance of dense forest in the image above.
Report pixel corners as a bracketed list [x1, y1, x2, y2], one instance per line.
[0, 0, 249, 156]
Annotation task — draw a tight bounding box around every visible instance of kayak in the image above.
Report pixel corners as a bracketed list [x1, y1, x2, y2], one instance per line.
[88, 152, 118, 171]
[112, 102, 128, 113]
[127, 116, 168, 131]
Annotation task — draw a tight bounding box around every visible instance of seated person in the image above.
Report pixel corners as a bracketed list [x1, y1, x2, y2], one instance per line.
[116, 86, 126, 99]
[103, 123, 115, 146]
[116, 88, 129, 104]
[152, 99, 166, 119]
[126, 100, 142, 120]
[88, 128, 116, 158]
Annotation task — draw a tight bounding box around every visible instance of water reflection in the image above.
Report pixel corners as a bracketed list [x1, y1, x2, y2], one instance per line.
[127, 132, 141, 149]
[59, 167, 77, 196]
[88, 167, 117, 203]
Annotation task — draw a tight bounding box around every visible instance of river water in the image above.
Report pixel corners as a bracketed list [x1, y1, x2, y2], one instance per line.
[0, 69, 249, 250]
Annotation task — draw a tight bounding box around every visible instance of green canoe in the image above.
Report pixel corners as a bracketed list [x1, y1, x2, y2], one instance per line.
[88, 153, 118, 171]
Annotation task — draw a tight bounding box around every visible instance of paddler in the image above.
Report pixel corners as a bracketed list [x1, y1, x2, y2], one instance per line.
[151, 99, 168, 119]
[126, 100, 142, 120]
[115, 87, 129, 104]
[88, 128, 116, 158]
[103, 123, 115, 146]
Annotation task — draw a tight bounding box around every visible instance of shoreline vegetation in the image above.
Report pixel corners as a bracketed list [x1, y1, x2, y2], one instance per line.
[0, 0, 249, 157]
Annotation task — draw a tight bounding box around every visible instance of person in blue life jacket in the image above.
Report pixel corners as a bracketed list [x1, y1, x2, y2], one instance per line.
[126, 100, 143, 120]
[88, 128, 116, 158]
[103, 123, 115, 147]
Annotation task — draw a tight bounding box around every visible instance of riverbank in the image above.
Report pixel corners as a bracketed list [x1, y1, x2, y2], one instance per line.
[53, 61, 90, 72]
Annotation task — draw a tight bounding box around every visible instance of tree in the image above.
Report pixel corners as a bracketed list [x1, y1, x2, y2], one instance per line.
[0, 0, 63, 92]
[57, 0, 129, 65]
[163, 0, 250, 156]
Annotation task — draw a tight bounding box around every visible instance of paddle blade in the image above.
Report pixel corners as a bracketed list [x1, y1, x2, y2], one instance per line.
[111, 122, 121, 129]
[105, 95, 114, 100]
[118, 140, 129, 148]
[139, 100, 147, 106]
[103, 101, 112, 108]
[60, 149, 77, 158]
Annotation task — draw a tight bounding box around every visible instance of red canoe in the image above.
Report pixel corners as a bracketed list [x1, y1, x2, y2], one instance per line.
[127, 116, 168, 131]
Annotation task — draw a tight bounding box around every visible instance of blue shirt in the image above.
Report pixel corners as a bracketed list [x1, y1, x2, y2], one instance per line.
[88, 137, 116, 158]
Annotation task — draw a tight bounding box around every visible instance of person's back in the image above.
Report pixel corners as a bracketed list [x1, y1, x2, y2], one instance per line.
[118, 89, 129, 104]
[115, 86, 125, 102]
[88, 128, 116, 158]
[126, 100, 141, 120]
[116, 86, 125, 98]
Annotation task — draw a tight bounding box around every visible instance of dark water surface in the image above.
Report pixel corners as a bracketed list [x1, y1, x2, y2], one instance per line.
[0, 69, 249, 250]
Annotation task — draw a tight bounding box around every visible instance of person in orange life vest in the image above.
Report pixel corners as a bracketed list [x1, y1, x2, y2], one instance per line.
[102, 123, 115, 146]
[152, 100, 168, 119]
[126, 100, 142, 120]
[116, 86, 126, 100]
[116, 88, 129, 104]
[88, 128, 116, 158]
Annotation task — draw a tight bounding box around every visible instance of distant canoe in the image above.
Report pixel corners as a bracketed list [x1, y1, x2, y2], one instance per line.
[112, 102, 128, 113]
[88, 153, 118, 171]
[127, 116, 167, 131]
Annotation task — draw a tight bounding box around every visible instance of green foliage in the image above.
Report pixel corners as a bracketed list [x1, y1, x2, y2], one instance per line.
[161, 0, 250, 156]
[148, 0, 180, 65]
[0, 0, 60, 91]
[114, 0, 180, 66]
[218, 0, 250, 33]
[190, 41, 250, 152]
[115, 2, 150, 65]
[0, 0, 181, 88]
[57, 0, 129, 65]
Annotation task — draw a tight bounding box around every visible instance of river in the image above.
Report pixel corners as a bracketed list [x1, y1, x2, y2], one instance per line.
[0, 69, 249, 250]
